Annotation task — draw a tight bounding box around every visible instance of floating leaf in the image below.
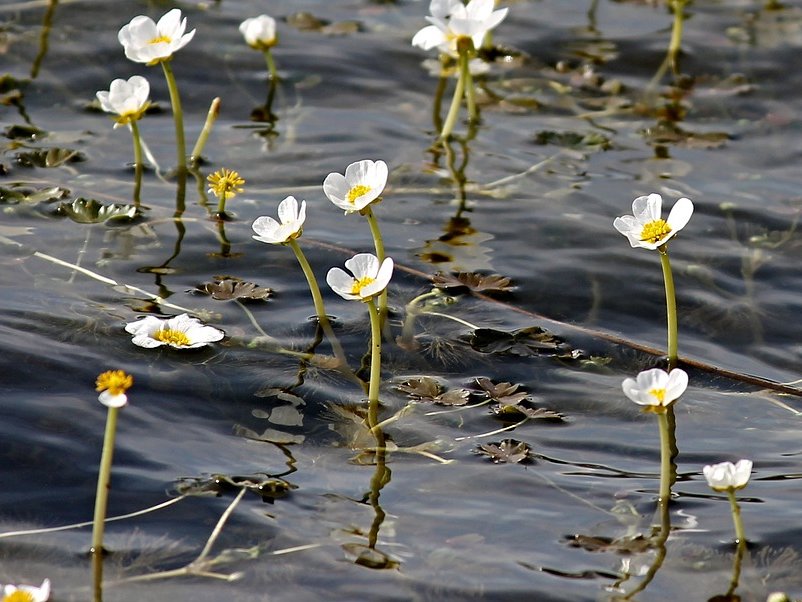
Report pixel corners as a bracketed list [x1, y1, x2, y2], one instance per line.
[475, 377, 528, 405]
[641, 122, 730, 149]
[56, 198, 137, 223]
[342, 543, 400, 570]
[0, 184, 69, 205]
[396, 376, 470, 406]
[476, 439, 532, 464]
[565, 533, 653, 555]
[15, 147, 85, 168]
[432, 271, 515, 294]
[491, 405, 563, 421]
[175, 473, 297, 503]
[195, 277, 273, 301]
[468, 326, 572, 357]
[534, 130, 612, 151]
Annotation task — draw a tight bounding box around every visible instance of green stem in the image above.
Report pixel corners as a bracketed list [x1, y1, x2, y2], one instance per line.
[659, 247, 678, 369]
[288, 239, 329, 324]
[160, 60, 187, 172]
[191, 97, 220, 167]
[725, 489, 748, 596]
[461, 48, 478, 123]
[366, 299, 383, 430]
[91, 406, 120, 554]
[363, 206, 388, 329]
[727, 489, 747, 546]
[668, 0, 687, 74]
[657, 410, 672, 503]
[264, 48, 279, 81]
[216, 192, 227, 216]
[440, 53, 466, 141]
[130, 120, 144, 208]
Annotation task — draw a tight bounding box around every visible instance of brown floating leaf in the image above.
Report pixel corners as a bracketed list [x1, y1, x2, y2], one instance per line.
[15, 147, 85, 168]
[565, 533, 654, 555]
[196, 278, 273, 301]
[475, 377, 528, 405]
[533, 130, 612, 151]
[491, 405, 563, 421]
[432, 271, 515, 294]
[396, 376, 470, 406]
[476, 439, 532, 464]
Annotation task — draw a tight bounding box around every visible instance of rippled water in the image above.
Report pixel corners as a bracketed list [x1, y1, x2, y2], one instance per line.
[3, 0, 802, 600]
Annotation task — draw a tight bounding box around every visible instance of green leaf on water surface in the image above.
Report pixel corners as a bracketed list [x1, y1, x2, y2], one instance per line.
[476, 439, 532, 464]
[195, 277, 273, 301]
[3, 124, 43, 140]
[0, 184, 68, 204]
[175, 473, 297, 503]
[15, 147, 86, 168]
[55, 197, 137, 223]
[432, 271, 515, 294]
[467, 326, 573, 357]
[534, 130, 612, 151]
[395, 376, 471, 406]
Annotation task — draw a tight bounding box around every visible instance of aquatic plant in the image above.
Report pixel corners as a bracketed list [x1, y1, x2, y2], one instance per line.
[327, 253, 394, 428]
[124, 313, 224, 349]
[412, 0, 508, 139]
[240, 15, 279, 81]
[1, 579, 50, 602]
[614, 193, 693, 367]
[207, 167, 245, 218]
[118, 8, 196, 171]
[623, 367, 687, 502]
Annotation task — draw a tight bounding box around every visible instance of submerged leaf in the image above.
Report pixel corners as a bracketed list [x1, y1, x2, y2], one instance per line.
[534, 130, 612, 151]
[468, 326, 572, 357]
[196, 277, 273, 301]
[56, 198, 137, 223]
[432, 271, 515, 294]
[175, 473, 297, 503]
[565, 533, 653, 555]
[476, 439, 532, 464]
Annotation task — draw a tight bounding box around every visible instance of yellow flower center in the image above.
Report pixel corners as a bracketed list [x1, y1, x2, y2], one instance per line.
[96, 370, 134, 396]
[149, 34, 173, 45]
[640, 219, 672, 245]
[4, 591, 35, 602]
[154, 328, 191, 346]
[207, 168, 245, 200]
[648, 388, 667, 404]
[350, 276, 375, 295]
[347, 184, 371, 204]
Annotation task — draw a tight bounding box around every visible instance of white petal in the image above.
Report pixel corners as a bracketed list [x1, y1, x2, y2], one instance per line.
[412, 25, 447, 50]
[733, 459, 753, 488]
[252, 215, 282, 243]
[631, 193, 662, 223]
[621, 377, 642, 404]
[664, 368, 688, 403]
[344, 253, 380, 280]
[666, 197, 693, 234]
[359, 257, 394, 299]
[157, 8, 183, 36]
[99, 390, 128, 408]
[326, 267, 359, 300]
[277, 195, 299, 224]
[323, 172, 350, 209]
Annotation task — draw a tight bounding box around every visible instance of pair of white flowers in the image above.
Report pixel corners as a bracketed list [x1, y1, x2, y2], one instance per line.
[251, 159, 393, 303]
[412, 0, 508, 55]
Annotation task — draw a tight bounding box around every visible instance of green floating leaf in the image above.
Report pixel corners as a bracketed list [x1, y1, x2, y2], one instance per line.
[55, 197, 137, 223]
[3, 124, 43, 140]
[195, 277, 273, 301]
[432, 271, 515, 294]
[534, 130, 612, 151]
[476, 439, 532, 464]
[0, 184, 69, 205]
[15, 147, 86, 168]
[467, 326, 573, 357]
[175, 473, 297, 503]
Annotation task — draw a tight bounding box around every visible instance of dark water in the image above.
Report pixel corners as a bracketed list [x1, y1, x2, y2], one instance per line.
[2, 0, 802, 600]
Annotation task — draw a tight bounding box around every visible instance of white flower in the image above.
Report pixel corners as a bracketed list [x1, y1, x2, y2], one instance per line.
[613, 193, 694, 250]
[239, 15, 278, 50]
[125, 313, 224, 349]
[703, 459, 753, 492]
[326, 253, 394, 302]
[252, 196, 306, 245]
[412, 0, 508, 55]
[622, 368, 688, 408]
[95, 370, 133, 409]
[118, 8, 196, 65]
[323, 160, 388, 214]
[96, 76, 151, 128]
[2, 579, 50, 602]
